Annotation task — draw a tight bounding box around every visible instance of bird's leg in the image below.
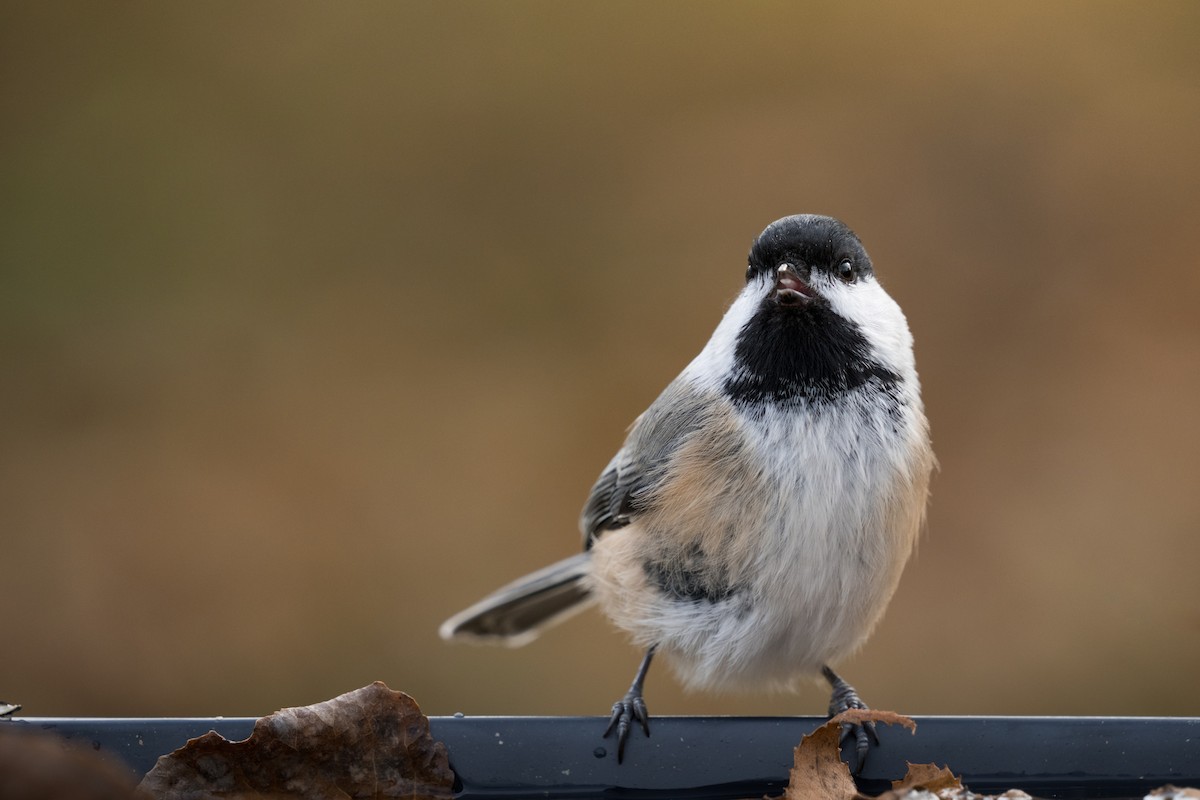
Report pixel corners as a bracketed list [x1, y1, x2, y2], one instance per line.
[603, 645, 656, 762]
[822, 664, 880, 774]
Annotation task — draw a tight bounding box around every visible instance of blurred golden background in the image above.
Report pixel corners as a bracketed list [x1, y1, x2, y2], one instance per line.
[2, 2, 1198, 720]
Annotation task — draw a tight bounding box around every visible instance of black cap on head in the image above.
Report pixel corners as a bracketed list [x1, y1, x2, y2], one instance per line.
[747, 215, 873, 282]
[724, 215, 896, 407]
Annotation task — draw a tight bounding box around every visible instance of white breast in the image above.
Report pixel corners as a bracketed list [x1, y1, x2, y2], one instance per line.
[587, 383, 931, 692]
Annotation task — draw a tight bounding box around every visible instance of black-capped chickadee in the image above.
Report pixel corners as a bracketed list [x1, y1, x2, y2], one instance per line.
[440, 215, 933, 768]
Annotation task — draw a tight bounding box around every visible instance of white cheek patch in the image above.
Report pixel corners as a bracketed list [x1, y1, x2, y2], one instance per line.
[681, 274, 915, 392]
[680, 278, 771, 392]
[818, 276, 915, 375]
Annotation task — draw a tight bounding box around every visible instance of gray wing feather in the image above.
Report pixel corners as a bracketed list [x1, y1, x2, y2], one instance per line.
[580, 378, 713, 547]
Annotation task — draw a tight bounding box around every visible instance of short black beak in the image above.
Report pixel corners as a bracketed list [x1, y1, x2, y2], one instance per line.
[773, 263, 815, 306]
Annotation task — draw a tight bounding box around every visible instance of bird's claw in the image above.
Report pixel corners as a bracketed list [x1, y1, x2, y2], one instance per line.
[603, 690, 650, 762]
[837, 713, 879, 771]
[824, 665, 878, 775]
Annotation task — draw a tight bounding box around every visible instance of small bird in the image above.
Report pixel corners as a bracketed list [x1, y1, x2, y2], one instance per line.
[440, 214, 933, 768]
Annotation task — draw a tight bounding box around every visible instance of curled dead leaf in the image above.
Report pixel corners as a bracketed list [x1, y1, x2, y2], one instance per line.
[773, 715, 1200, 800]
[782, 710, 916, 800]
[137, 681, 454, 799]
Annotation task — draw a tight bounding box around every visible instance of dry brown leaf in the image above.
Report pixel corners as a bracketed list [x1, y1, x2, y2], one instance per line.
[834, 709, 917, 736]
[0, 725, 138, 800]
[781, 712, 854, 800]
[782, 710, 916, 800]
[891, 762, 962, 793]
[137, 681, 454, 799]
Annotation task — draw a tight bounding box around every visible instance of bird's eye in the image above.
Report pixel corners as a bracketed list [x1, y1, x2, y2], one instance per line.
[836, 259, 858, 283]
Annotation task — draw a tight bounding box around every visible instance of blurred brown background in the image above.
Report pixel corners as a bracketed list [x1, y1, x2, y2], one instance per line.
[2, 2, 1198, 720]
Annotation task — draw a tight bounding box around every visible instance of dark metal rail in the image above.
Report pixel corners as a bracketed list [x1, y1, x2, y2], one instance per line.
[8, 715, 1199, 798]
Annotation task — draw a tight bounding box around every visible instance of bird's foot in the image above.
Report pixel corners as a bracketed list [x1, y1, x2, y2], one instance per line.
[822, 665, 880, 774]
[602, 646, 656, 763]
[603, 688, 650, 763]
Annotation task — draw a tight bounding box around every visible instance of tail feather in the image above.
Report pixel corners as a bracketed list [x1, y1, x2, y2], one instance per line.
[439, 552, 594, 647]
